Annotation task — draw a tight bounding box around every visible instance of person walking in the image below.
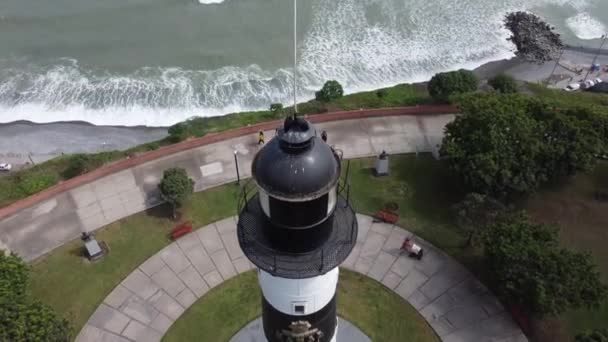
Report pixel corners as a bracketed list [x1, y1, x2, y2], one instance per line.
[258, 131, 265, 145]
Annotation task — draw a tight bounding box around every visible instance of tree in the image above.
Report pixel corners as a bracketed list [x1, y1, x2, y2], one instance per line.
[315, 80, 344, 102]
[440, 93, 602, 198]
[505, 12, 563, 64]
[440, 93, 544, 198]
[427, 69, 478, 102]
[488, 74, 518, 94]
[158, 168, 194, 219]
[0, 299, 71, 342]
[568, 106, 608, 155]
[576, 329, 608, 342]
[0, 254, 70, 342]
[483, 213, 607, 317]
[533, 107, 601, 179]
[453, 193, 508, 247]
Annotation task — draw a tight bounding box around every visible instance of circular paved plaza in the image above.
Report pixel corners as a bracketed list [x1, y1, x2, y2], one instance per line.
[76, 215, 526, 342]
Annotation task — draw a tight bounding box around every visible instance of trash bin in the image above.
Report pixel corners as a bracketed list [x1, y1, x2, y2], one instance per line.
[374, 150, 389, 176]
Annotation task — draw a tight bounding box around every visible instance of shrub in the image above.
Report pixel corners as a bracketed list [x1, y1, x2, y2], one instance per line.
[376, 89, 388, 98]
[297, 100, 328, 115]
[488, 74, 518, 94]
[63, 154, 90, 179]
[428, 69, 478, 101]
[144, 142, 161, 151]
[17, 174, 56, 196]
[269, 103, 284, 116]
[315, 80, 344, 102]
[168, 123, 187, 142]
[168, 117, 207, 142]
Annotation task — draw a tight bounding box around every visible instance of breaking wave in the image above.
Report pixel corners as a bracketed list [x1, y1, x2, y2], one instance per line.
[0, 0, 604, 126]
[566, 13, 607, 40]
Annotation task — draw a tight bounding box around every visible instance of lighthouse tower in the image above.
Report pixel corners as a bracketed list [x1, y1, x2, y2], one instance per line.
[237, 116, 358, 342]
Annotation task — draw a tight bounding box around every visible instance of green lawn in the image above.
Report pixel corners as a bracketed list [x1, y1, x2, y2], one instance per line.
[0, 149, 162, 208]
[163, 270, 439, 342]
[29, 184, 240, 336]
[28, 154, 460, 339]
[528, 83, 608, 109]
[345, 154, 469, 261]
[337, 270, 438, 342]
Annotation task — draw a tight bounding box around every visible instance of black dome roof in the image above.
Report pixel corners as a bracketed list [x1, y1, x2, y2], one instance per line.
[252, 117, 340, 201]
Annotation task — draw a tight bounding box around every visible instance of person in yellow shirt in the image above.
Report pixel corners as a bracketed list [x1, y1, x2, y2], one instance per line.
[258, 131, 265, 145]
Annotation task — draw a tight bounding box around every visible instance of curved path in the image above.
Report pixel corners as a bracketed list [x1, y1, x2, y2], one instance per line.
[76, 215, 526, 342]
[0, 107, 455, 260]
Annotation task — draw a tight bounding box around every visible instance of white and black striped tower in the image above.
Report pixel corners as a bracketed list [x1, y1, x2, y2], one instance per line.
[237, 115, 358, 342]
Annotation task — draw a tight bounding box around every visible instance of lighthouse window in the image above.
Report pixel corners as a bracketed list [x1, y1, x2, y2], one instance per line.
[269, 194, 328, 228]
[293, 303, 306, 314]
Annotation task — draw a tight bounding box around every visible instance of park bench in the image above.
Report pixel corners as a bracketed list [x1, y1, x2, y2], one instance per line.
[373, 209, 399, 224]
[170, 221, 193, 240]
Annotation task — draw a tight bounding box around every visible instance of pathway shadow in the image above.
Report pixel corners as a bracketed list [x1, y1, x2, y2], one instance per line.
[145, 203, 175, 220]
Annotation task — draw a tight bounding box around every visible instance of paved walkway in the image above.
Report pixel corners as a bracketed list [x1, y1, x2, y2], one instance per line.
[0, 109, 455, 261]
[76, 215, 527, 342]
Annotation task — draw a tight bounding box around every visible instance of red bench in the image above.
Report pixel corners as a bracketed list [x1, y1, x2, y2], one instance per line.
[373, 209, 399, 224]
[170, 221, 193, 240]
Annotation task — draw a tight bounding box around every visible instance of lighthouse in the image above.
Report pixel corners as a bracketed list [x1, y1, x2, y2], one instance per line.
[237, 115, 358, 342]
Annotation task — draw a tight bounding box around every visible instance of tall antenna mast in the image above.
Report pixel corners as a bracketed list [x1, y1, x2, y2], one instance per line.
[293, 0, 298, 117]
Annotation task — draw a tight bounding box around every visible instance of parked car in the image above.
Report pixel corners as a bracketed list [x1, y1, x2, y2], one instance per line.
[564, 83, 581, 92]
[0, 163, 12, 171]
[595, 78, 604, 84]
[581, 80, 596, 89]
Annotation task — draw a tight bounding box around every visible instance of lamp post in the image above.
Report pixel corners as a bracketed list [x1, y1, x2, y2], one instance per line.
[584, 34, 607, 81]
[234, 150, 240, 185]
[293, 0, 298, 115]
[549, 48, 564, 83]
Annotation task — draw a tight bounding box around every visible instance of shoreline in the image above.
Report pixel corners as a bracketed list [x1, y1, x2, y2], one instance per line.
[0, 56, 521, 129]
[0, 119, 168, 130]
[1, 46, 606, 161]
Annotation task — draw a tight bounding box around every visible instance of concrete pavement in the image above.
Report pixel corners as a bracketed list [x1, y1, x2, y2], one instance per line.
[76, 215, 527, 342]
[0, 111, 455, 261]
[513, 49, 608, 89]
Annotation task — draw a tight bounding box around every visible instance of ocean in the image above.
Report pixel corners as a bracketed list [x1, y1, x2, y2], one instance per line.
[0, 0, 606, 127]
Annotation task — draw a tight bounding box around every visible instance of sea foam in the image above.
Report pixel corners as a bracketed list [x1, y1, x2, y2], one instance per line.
[198, 0, 225, 4]
[0, 0, 602, 127]
[566, 12, 607, 40]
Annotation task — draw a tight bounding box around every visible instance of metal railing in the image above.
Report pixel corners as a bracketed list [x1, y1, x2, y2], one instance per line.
[237, 179, 257, 214]
[237, 194, 358, 279]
